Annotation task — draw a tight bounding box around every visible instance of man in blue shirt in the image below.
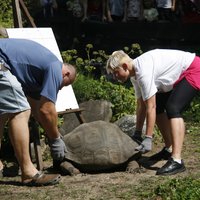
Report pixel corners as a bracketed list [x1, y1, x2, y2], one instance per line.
[0, 38, 76, 186]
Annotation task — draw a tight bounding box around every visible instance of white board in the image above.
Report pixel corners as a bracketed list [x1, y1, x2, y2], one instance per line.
[7, 27, 79, 111]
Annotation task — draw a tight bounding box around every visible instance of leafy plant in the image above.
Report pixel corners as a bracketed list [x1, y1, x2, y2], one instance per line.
[62, 44, 109, 78]
[61, 43, 143, 79]
[0, 1, 13, 28]
[73, 74, 136, 121]
[123, 43, 143, 57]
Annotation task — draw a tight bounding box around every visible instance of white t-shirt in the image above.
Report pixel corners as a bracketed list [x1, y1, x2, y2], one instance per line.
[130, 49, 195, 101]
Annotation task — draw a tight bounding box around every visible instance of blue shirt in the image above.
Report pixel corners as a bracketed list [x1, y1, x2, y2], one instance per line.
[0, 38, 63, 103]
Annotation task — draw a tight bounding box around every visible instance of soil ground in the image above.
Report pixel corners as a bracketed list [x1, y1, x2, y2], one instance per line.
[0, 122, 200, 200]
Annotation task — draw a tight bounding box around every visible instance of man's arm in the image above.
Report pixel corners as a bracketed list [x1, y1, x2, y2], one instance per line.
[27, 96, 66, 160]
[37, 96, 59, 139]
[27, 96, 59, 139]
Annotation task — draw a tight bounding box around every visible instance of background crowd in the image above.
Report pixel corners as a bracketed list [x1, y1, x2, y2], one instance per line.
[39, 0, 200, 23]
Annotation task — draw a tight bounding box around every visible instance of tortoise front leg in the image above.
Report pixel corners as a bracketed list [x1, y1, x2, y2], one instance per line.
[60, 161, 80, 176]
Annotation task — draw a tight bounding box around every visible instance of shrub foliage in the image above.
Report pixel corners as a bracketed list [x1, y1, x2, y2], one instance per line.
[73, 74, 136, 121]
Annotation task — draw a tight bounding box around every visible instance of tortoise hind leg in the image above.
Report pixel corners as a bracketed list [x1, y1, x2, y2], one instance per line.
[126, 160, 141, 173]
[126, 153, 146, 174]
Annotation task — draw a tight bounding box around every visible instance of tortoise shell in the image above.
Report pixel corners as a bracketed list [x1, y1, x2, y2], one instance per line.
[62, 120, 138, 170]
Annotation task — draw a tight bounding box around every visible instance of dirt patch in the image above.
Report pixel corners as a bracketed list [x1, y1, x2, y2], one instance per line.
[0, 124, 200, 200]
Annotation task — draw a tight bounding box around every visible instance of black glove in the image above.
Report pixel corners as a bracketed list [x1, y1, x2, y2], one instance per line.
[131, 130, 143, 144]
[48, 136, 67, 161]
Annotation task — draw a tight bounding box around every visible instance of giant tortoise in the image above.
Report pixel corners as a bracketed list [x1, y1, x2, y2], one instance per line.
[55, 120, 142, 175]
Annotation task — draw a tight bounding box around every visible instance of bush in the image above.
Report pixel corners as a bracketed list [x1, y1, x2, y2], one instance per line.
[0, 1, 13, 28]
[73, 74, 136, 121]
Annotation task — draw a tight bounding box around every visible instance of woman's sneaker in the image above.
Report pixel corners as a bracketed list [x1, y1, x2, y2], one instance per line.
[156, 158, 186, 175]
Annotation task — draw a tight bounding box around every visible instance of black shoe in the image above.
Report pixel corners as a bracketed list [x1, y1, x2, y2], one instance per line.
[156, 158, 186, 175]
[148, 147, 171, 161]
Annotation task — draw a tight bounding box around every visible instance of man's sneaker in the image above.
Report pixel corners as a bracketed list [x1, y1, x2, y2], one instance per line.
[156, 158, 186, 175]
[148, 147, 171, 161]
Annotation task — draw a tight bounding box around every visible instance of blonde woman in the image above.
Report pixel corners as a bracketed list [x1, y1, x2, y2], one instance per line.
[106, 49, 200, 175]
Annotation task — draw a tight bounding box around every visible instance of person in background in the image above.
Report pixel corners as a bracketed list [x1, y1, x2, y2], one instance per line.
[80, 0, 106, 22]
[106, 49, 200, 175]
[106, 0, 126, 22]
[143, 0, 159, 22]
[123, 0, 144, 22]
[0, 38, 76, 186]
[156, 0, 177, 21]
[40, 0, 58, 18]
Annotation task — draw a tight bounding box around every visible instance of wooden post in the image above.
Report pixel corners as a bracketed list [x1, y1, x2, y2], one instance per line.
[12, 0, 23, 28]
[12, 0, 36, 28]
[19, 0, 36, 27]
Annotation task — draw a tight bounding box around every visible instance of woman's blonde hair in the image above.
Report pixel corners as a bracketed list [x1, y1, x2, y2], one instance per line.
[106, 50, 128, 74]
